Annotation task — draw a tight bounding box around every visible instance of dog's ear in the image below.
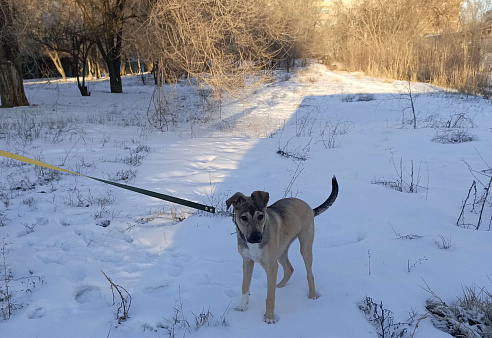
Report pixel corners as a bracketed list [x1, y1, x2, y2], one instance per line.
[226, 192, 247, 210]
[251, 191, 269, 210]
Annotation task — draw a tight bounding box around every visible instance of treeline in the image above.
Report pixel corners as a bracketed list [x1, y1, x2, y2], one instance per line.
[0, 0, 319, 106]
[0, 0, 491, 108]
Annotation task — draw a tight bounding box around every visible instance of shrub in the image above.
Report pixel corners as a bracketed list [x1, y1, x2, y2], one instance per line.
[426, 286, 492, 337]
[359, 296, 410, 338]
[431, 129, 478, 144]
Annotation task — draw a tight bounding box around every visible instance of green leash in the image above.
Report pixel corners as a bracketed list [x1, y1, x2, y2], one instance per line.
[0, 150, 216, 214]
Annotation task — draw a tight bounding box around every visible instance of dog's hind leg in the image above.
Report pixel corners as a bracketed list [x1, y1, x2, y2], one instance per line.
[276, 250, 294, 288]
[299, 231, 318, 299]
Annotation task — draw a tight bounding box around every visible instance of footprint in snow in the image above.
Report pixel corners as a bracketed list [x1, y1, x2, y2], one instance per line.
[75, 286, 109, 309]
[322, 228, 367, 248]
[169, 265, 184, 277]
[28, 306, 47, 319]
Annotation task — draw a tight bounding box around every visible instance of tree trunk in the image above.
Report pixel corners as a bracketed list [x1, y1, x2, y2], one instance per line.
[94, 0, 125, 94]
[105, 54, 122, 93]
[88, 49, 101, 79]
[87, 59, 94, 80]
[120, 53, 126, 76]
[96, 61, 101, 79]
[0, 0, 29, 108]
[46, 48, 67, 82]
[96, 39, 123, 93]
[93, 0, 125, 94]
[0, 61, 29, 107]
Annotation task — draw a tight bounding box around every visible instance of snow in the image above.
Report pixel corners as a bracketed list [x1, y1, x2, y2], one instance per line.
[1, 64, 491, 338]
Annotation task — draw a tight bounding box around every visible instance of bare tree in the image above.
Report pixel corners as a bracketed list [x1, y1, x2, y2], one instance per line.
[18, 0, 68, 82]
[22, 0, 97, 96]
[71, 27, 95, 96]
[0, 0, 29, 108]
[75, 0, 128, 94]
[277, 0, 323, 69]
[138, 0, 299, 94]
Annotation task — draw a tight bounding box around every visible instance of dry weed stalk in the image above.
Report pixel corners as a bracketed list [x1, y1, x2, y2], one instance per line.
[458, 158, 492, 231]
[101, 270, 132, 323]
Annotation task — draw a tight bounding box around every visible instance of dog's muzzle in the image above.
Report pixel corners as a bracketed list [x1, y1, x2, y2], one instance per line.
[247, 231, 263, 243]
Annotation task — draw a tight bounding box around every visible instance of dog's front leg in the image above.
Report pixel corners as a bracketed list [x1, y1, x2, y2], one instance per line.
[264, 260, 278, 324]
[235, 258, 254, 311]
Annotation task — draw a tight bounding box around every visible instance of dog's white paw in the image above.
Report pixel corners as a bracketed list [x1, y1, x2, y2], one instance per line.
[234, 303, 248, 312]
[264, 316, 276, 324]
[234, 294, 249, 312]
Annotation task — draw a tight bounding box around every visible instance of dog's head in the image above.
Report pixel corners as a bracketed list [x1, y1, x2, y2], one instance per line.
[226, 191, 269, 244]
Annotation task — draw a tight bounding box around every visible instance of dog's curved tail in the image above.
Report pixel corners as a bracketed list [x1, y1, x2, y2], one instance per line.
[313, 176, 338, 217]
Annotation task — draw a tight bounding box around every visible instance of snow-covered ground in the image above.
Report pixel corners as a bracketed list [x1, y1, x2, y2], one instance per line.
[1, 64, 491, 338]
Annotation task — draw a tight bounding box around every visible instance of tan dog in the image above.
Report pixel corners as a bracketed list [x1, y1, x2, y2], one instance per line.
[226, 176, 338, 323]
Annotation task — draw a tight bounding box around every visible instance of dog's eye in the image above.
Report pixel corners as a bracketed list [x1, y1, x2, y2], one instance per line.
[240, 216, 248, 222]
[257, 214, 264, 221]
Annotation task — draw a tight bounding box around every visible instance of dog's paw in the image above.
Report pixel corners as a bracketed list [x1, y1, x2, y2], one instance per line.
[234, 303, 248, 312]
[308, 291, 320, 299]
[264, 315, 277, 324]
[234, 294, 249, 312]
[276, 281, 288, 288]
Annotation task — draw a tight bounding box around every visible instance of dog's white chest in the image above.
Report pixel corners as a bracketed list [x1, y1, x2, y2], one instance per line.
[241, 243, 263, 263]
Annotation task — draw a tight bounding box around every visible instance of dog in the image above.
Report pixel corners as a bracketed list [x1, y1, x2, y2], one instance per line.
[226, 176, 338, 323]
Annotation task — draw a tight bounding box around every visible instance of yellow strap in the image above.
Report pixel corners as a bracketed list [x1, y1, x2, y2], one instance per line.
[0, 150, 84, 177]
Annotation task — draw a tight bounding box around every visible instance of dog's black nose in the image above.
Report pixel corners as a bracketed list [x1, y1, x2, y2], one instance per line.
[248, 232, 262, 243]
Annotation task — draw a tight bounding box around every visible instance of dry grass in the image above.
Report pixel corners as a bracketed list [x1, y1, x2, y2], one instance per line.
[323, 0, 492, 95]
[355, 72, 365, 79]
[296, 70, 322, 83]
[426, 284, 492, 337]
